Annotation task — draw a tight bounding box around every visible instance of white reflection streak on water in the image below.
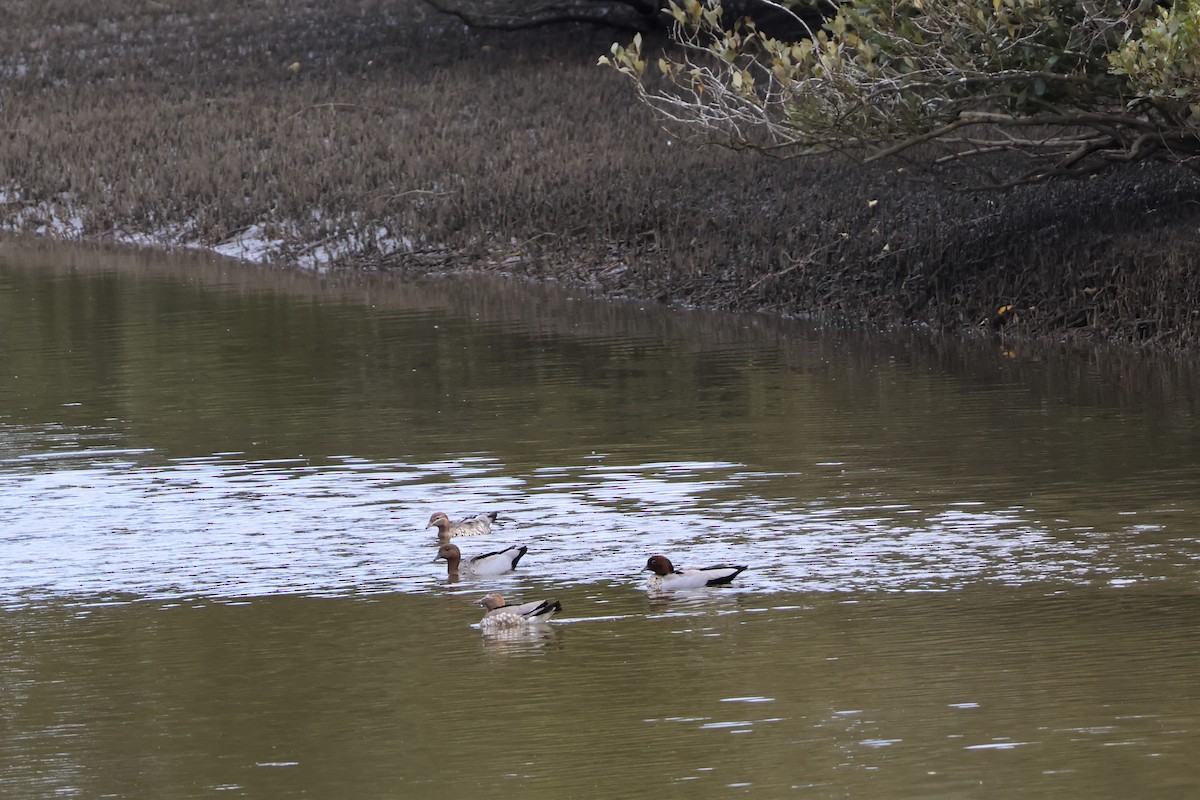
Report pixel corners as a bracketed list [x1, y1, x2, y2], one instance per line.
[0, 443, 1134, 606]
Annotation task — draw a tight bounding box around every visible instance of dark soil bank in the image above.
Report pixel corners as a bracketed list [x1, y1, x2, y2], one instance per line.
[3, 0, 1199, 350]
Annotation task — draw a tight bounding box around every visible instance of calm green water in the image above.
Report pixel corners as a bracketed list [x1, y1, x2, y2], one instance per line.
[2, 241, 1200, 799]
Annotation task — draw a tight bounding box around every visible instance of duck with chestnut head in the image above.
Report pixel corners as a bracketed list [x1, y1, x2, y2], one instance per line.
[643, 554, 747, 591]
[434, 542, 527, 578]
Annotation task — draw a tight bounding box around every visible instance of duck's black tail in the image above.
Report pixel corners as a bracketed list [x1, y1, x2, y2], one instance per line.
[707, 565, 748, 586]
[529, 599, 562, 618]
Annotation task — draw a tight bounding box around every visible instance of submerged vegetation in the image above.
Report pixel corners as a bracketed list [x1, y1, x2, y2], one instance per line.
[1, 0, 1200, 348]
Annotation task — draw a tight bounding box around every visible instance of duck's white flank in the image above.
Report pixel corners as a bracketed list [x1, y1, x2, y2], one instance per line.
[475, 593, 562, 629]
[434, 542, 527, 578]
[428, 511, 499, 542]
[643, 554, 748, 590]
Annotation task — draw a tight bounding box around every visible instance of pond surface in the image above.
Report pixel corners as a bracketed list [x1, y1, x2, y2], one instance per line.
[2, 240, 1199, 799]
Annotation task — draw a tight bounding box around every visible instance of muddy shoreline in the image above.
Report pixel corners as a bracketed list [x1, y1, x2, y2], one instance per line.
[3, 0, 1200, 351]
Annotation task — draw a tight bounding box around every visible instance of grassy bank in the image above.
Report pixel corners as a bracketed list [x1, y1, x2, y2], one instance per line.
[3, 0, 1200, 348]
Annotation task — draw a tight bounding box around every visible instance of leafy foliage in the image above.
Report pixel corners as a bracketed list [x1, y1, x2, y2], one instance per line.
[602, 0, 1200, 187]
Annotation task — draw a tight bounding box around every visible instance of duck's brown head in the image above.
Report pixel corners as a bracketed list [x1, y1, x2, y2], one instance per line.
[434, 543, 461, 566]
[475, 593, 506, 611]
[644, 555, 675, 576]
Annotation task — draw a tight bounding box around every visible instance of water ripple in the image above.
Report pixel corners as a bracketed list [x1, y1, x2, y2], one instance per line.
[2, 446, 1197, 607]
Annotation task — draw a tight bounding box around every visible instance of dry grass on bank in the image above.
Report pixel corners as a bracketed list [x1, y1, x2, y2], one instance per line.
[2, 0, 1200, 347]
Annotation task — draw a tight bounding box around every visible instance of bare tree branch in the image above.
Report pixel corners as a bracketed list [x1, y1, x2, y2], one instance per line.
[602, 0, 1200, 188]
[421, 0, 661, 32]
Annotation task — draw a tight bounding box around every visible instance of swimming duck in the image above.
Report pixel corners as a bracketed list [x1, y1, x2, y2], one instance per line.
[643, 554, 747, 590]
[428, 511, 499, 542]
[475, 593, 562, 629]
[434, 542, 527, 578]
